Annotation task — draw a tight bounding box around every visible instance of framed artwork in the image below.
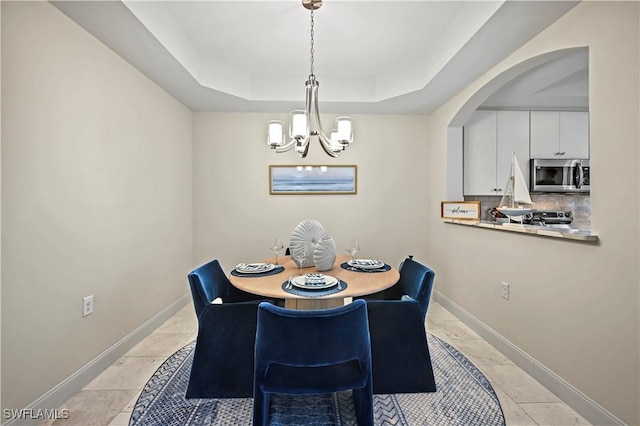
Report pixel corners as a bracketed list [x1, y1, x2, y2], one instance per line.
[269, 165, 357, 195]
[441, 201, 481, 220]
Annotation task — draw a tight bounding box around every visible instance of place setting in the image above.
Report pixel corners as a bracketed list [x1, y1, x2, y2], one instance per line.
[281, 273, 347, 297]
[230, 262, 285, 277]
[341, 258, 391, 273]
[230, 236, 287, 277]
[340, 238, 391, 273]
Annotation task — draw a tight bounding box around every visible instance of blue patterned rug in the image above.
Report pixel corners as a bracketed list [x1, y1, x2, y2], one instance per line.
[130, 334, 505, 425]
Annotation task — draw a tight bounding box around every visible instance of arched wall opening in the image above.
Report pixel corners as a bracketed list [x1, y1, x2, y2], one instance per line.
[445, 47, 589, 201]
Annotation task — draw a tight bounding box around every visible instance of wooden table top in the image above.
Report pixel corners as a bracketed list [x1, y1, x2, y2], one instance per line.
[229, 254, 399, 310]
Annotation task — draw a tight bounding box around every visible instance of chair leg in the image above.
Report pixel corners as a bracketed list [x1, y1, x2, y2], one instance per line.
[252, 389, 269, 426]
[352, 381, 374, 425]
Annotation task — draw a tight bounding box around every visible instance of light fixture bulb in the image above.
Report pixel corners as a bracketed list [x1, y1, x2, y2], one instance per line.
[330, 130, 343, 151]
[335, 117, 353, 145]
[267, 121, 284, 147]
[290, 110, 309, 140]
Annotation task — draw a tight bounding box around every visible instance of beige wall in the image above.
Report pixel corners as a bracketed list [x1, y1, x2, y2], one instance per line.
[2, 1, 638, 424]
[192, 112, 430, 273]
[1, 2, 193, 411]
[428, 2, 639, 425]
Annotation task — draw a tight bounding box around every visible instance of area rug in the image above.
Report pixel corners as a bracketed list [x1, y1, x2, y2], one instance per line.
[129, 334, 505, 425]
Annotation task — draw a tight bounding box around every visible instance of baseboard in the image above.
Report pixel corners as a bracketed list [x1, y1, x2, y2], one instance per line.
[434, 291, 626, 426]
[2, 292, 191, 426]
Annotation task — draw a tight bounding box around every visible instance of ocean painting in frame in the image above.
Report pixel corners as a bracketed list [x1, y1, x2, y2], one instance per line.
[270, 165, 357, 195]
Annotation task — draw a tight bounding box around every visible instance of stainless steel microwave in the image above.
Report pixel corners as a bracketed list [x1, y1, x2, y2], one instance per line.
[530, 159, 590, 193]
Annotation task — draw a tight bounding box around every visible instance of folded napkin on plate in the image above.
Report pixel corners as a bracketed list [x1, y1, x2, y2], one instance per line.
[235, 263, 273, 272]
[352, 259, 382, 266]
[304, 273, 326, 285]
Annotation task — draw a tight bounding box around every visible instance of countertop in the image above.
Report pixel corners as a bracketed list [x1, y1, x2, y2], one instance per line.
[442, 219, 599, 242]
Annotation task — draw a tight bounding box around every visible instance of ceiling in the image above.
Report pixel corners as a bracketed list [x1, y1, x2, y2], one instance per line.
[51, 0, 584, 114]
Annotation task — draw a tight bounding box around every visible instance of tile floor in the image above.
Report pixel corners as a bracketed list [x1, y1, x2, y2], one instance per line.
[45, 300, 591, 426]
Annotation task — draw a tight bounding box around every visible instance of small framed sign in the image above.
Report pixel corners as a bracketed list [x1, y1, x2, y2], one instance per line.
[441, 201, 481, 220]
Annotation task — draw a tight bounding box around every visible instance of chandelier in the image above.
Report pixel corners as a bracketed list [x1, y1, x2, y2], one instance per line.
[266, 0, 354, 158]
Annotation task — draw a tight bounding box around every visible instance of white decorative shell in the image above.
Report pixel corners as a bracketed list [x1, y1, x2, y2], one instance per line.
[314, 237, 337, 271]
[290, 220, 328, 268]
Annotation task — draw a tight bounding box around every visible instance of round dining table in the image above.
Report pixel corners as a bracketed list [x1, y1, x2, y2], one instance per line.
[229, 254, 400, 310]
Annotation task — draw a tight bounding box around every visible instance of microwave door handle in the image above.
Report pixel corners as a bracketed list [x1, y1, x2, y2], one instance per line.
[574, 163, 584, 189]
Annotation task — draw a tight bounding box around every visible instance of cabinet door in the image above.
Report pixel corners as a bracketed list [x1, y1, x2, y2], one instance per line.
[530, 111, 560, 158]
[559, 111, 589, 159]
[464, 110, 497, 195]
[497, 111, 531, 192]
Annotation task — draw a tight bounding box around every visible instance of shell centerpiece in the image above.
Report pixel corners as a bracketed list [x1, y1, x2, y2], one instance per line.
[290, 219, 328, 268]
[314, 237, 337, 271]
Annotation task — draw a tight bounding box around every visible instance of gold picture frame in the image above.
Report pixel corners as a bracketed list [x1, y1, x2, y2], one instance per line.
[269, 165, 357, 195]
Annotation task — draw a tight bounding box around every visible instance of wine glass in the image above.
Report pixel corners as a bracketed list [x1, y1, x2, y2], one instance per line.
[345, 238, 360, 262]
[291, 246, 305, 276]
[270, 236, 284, 265]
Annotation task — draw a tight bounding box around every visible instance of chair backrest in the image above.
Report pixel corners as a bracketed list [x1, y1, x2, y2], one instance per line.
[254, 300, 374, 426]
[186, 300, 262, 399]
[365, 298, 437, 394]
[187, 259, 230, 317]
[395, 257, 436, 319]
[255, 299, 371, 370]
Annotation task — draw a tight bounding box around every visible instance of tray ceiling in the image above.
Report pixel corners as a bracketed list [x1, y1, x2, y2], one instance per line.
[51, 1, 581, 113]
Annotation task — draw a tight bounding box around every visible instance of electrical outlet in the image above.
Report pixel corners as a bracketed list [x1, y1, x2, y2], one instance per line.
[82, 295, 94, 317]
[501, 282, 510, 300]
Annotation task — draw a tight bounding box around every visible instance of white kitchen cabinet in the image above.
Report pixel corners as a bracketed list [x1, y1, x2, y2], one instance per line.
[530, 111, 589, 159]
[464, 110, 496, 196]
[464, 110, 530, 196]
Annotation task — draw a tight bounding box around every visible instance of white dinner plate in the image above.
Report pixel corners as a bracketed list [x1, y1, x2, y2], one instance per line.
[291, 274, 338, 290]
[235, 263, 276, 274]
[348, 259, 385, 270]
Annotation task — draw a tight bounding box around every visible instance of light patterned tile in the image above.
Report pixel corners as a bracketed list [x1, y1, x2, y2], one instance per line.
[174, 303, 196, 318]
[492, 384, 538, 426]
[481, 364, 562, 404]
[153, 314, 197, 334]
[83, 357, 166, 391]
[107, 412, 131, 426]
[426, 303, 459, 324]
[451, 338, 512, 367]
[50, 390, 136, 426]
[121, 388, 143, 413]
[438, 319, 481, 340]
[125, 332, 193, 357]
[520, 402, 591, 425]
[425, 318, 451, 342]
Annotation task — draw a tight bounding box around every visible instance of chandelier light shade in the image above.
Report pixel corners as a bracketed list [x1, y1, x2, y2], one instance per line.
[267, 120, 285, 146]
[266, 0, 354, 158]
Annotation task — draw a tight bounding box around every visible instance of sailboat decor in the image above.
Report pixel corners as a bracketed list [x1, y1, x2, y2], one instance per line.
[497, 152, 535, 218]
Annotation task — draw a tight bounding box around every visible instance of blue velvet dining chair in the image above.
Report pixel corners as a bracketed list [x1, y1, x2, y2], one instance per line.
[187, 259, 265, 317]
[366, 298, 437, 394]
[185, 259, 268, 398]
[186, 299, 262, 398]
[363, 256, 435, 320]
[253, 300, 374, 426]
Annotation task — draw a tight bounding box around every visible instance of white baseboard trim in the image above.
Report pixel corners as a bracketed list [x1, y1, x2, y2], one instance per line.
[434, 291, 626, 426]
[2, 292, 191, 426]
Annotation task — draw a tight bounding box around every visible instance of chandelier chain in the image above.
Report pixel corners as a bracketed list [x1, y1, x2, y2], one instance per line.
[309, 10, 315, 77]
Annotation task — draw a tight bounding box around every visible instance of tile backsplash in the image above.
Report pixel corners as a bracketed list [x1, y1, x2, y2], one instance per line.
[464, 193, 591, 230]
